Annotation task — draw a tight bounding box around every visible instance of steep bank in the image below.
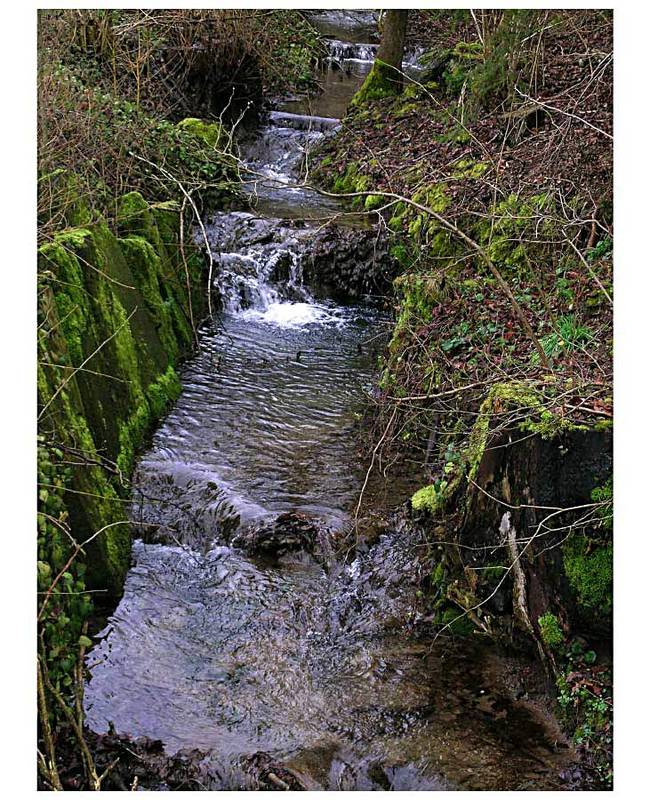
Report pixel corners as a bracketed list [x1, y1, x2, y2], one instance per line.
[312, 8, 612, 786]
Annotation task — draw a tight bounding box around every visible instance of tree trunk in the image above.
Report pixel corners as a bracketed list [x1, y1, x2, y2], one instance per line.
[351, 10, 409, 106]
[377, 10, 409, 79]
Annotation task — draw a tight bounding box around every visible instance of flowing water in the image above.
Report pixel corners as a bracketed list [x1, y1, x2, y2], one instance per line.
[84, 14, 575, 790]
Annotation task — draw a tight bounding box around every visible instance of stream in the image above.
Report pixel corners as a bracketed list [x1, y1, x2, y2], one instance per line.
[84, 12, 575, 790]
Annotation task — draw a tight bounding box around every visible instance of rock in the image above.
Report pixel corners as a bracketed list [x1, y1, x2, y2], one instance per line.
[241, 751, 311, 790]
[305, 227, 398, 301]
[231, 511, 321, 557]
[177, 117, 223, 148]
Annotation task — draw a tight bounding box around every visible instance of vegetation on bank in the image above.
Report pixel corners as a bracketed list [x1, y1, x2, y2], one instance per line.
[37, 9, 322, 789]
[314, 9, 612, 787]
[38, 9, 322, 237]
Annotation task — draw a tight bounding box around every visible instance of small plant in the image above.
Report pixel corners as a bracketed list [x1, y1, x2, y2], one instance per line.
[556, 643, 612, 789]
[533, 315, 593, 363]
[441, 321, 471, 352]
[538, 611, 564, 650]
[587, 237, 613, 262]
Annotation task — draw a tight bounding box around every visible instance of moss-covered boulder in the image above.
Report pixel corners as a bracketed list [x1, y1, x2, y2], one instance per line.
[177, 117, 224, 148]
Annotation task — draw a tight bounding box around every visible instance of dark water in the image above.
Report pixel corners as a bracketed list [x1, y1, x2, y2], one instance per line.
[84, 13, 575, 790]
[127, 308, 389, 545]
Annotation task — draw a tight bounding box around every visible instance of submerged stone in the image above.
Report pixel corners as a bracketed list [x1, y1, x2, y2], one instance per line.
[231, 511, 322, 557]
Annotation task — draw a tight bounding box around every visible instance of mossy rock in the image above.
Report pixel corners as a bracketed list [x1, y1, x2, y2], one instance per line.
[177, 117, 224, 148]
[38, 187, 203, 597]
[411, 482, 448, 515]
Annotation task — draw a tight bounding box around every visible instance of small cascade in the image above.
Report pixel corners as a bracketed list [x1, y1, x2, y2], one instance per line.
[243, 125, 322, 174]
[325, 39, 378, 65]
[205, 212, 349, 327]
[205, 213, 308, 311]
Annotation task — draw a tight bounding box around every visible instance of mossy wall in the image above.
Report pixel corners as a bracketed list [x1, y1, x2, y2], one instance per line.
[38, 191, 205, 597]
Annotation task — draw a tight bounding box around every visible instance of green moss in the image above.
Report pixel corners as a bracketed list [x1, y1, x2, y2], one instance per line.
[591, 477, 613, 532]
[431, 560, 446, 587]
[538, 612, 564, 650]
[394, 101, 420, 119]
[461, 379, 596, 483]
[438, 606, 475, 635]
[452, 159, 489, 179]
[331, 163, 374, 208]
[39, 188, 203, 600]
[392, 272, 445, 329]
[351, 58, 405, 106]
[116, 191, 160, 243]
[364, 193, 384, 210]
[116, 365, 182, 480]
[53, 227, 94, 249]
[387, 182, 454, 246]
[177, 117, 224, 148]
[147, 364, 182, 417]
[452, 41, 483, 60]
[411, 183, 450, 223]
[40, 233, 94, 365]
[56, 388, 130, 594]
[476, 192, 555, 276]
[116, 402, 151, 477]
[466, 381, 541, 480]
[389, 242, 414, 269]
[592, 418, 613, 433]
[119, 236, 181, 361]
[411, 480, 449, 514]
[563, 535, 613, 615]
[117, 189, 149, 221]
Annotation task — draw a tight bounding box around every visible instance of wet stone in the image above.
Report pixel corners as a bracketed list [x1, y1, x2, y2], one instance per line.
[231, 511, 322, 557]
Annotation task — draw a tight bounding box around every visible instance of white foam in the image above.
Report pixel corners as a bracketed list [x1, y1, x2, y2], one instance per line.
[240, 301, 341, 328]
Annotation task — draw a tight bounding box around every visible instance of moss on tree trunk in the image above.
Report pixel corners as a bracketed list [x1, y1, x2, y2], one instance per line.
[351, 10, 409, 106]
